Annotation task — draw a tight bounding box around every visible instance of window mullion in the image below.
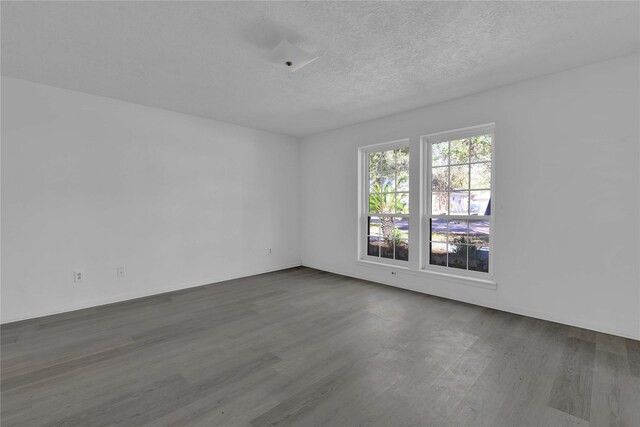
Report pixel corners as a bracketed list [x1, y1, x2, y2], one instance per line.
[361, 143, 410, 263]
[422, 127, 493, 275]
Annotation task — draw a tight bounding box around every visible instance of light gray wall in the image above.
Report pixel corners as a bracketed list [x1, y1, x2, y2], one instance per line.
[299, 54, 640, 339]
[3, 55, 639, 339]
[1, 77, 301, 323]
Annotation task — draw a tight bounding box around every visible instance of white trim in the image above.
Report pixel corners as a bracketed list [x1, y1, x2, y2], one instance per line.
[358, 139, 411, 266]
[360, 255, 412, 268]
[420, 263, 494, 284]
[356, 258, 496, 289]
[302, 261, 638, 340]
[365, 213, 410, 217]
[428, 214, 491, 219]
[0, 263, 303, 325]
[356, 124, 496, 283]
[422, 123, 495, 144]
[422, 123, 495, 280]
[359, 138, 411, 152]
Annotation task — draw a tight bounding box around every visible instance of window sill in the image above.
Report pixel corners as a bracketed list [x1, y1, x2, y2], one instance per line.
[356, 259, 497, 290]
[357, 258, 413, 271]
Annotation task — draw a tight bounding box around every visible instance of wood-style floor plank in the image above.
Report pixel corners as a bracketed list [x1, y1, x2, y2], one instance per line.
[2, 267, 639, 426]
[548, 337, 596, 421]
[590, 349, 640, 427]
[626, 339, 640, 378]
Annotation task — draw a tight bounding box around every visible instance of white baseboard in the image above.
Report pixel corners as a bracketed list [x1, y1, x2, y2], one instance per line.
[5, 262, 637, 341]
[300, 262, 640, 341]
[1, 263, 302, 325]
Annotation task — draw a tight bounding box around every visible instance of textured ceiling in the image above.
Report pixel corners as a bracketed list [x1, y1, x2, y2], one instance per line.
[2, 1, 639, 137]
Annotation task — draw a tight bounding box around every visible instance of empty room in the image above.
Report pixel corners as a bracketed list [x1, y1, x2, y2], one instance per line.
[1, 1, 639, 426]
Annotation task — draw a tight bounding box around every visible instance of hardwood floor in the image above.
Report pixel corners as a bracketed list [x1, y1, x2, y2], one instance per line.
[2, 267, 639, 426]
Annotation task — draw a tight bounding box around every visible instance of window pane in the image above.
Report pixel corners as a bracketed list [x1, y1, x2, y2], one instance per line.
[448, 220, 468, 244]
[369, 192, 382, 213]
[469, 245, 489, 273]
[450, 138, 470, 164]
[471, 135, 491, 162]
[397, 170, 409, 191]
[470, 162, 491, 189]
[381, 172, 395, 192]
[431, 166, 449, 191]
[367, 237, 381, 257]
[430, 242, 447, 266]
[364, 145, 409, 263]
[369, 172, 381, 193]
[470, 191, 491, 215]
[430, 218, 447, 242]
[432, 142, 449, 166]
[469, 220, 489, 244]
[431, 192, 449, 215]
[423, 132, 492, 274]
[379, 216, 395, 242]
[394, 148, 410, 170]
[394, 217, 409, 240]
[370, 193, 396, 214]
[369, 152, 381, 173]
[397, 193, 409, 214]
[448, 244, 467, 269]
[381, 150, 395, 171]
[368, 216, 381, 236]
[381, 238, 394, 259]
[395, 239, 409, 261]
[449, 191, 469, 215]
[381, 193, 397, 214]
[450, 165, 469, 190]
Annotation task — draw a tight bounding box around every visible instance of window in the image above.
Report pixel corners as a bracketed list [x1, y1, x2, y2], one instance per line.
[425, 125, 493, 275]
[361, 142, 410, 263]
[358, 124, 494, 284]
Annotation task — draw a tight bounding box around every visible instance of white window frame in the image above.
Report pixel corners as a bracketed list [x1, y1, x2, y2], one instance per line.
[357, 139, 411, 267]
[421, 123, 495, 280]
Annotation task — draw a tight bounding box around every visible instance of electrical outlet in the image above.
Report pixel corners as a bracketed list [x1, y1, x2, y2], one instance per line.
[74, 271, 84, 283]
[268, 248, 272, 254]
[117, 267, 125, 279]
